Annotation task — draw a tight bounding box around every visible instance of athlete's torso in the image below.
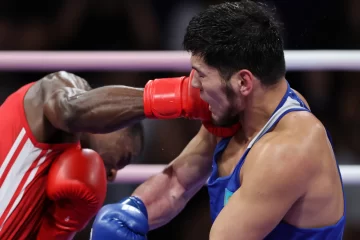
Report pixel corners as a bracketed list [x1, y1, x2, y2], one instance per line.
[207, 84, 345, 239]
[0, 83, 78, 239]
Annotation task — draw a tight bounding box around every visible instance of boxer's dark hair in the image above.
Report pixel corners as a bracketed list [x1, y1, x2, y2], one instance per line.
[183, 0, 285, 86]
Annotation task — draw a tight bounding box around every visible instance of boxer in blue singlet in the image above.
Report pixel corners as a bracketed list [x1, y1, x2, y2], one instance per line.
[206, 85, 345, 239]
[91, 1, 345, 239]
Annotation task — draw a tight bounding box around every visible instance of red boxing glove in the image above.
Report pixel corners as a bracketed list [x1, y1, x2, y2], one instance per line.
[144, 70, 211, 120]
[202, 121, 241, 138]
[144, 70, 240, 137]
[37, 148, 107, 240]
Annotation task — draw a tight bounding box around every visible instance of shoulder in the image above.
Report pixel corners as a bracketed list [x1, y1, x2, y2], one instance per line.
[247, 112, 326, 183]
[279, 110, 328, 150]
[40, 71, 91, 95]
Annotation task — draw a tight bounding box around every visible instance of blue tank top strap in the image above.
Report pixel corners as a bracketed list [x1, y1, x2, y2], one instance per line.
[209, 137, 232, 182]
[272, 81, 291, 114]
[247, 89, 311, 149]
[214, 137, 231, 155]
[212, 137, 232, 166]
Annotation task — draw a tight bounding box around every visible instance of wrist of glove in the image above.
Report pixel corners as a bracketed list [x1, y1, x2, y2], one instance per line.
[91, 196, 149, 240]
[202, 121, 241, 138]
[143, 71, 210, 120]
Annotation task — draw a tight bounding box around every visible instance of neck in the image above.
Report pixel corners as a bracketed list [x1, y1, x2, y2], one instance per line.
[237, 78, 288, 141]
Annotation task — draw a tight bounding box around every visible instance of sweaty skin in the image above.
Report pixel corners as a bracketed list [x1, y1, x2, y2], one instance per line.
[210, 109, 343, 240]
[132, 86, 343, 240]
[132, 125, 217, 230]
[24, 71, 145, 145]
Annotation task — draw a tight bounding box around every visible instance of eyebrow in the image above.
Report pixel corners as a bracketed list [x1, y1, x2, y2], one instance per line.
[192, 66, 206, 76]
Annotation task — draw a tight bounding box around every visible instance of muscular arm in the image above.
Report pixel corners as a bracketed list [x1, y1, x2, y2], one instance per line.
[43, 71, 145, 133]
[209, 136, 314, 240]
[132, 126, 217, 230]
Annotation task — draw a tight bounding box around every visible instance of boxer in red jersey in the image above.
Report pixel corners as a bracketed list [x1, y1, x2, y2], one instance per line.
[0, 70, 238, 239]
[0, 71, 146, 239]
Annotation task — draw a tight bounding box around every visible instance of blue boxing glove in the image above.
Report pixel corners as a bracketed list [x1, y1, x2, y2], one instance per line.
[90, 196, 149, 240]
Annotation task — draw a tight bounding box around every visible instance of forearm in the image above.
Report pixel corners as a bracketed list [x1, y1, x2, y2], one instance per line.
[132, 128, 215, 229]
[132, 166, 197, 230]
[44, 85, 145, 133]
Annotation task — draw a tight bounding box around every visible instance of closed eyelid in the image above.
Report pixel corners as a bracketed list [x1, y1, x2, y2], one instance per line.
[192, 66, 205, 76]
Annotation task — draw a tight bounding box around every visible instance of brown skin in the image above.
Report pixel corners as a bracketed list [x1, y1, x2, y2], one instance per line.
[24, 71, 145, 180]
[132, 58, 343, 239]
[80, 128, 143, 181]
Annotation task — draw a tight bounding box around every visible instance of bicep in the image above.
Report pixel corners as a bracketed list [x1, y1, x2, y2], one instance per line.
[211, 178, 298, 240]
[210, 146, 309, 240]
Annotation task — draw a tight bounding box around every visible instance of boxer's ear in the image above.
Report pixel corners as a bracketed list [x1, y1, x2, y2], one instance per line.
[107, 169, 117, 182]
[235, 69, 253, 96]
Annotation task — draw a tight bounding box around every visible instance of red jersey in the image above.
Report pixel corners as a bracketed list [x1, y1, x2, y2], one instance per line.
[0, 83, 79, 239]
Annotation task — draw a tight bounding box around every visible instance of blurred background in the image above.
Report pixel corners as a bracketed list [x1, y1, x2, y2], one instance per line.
[0, 0, 359, 239]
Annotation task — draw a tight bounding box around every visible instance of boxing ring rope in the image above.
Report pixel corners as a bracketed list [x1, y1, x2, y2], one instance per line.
[0, 50, 359, 185]
[0, 50, 359, 71]
[115, 164, 360, 185]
